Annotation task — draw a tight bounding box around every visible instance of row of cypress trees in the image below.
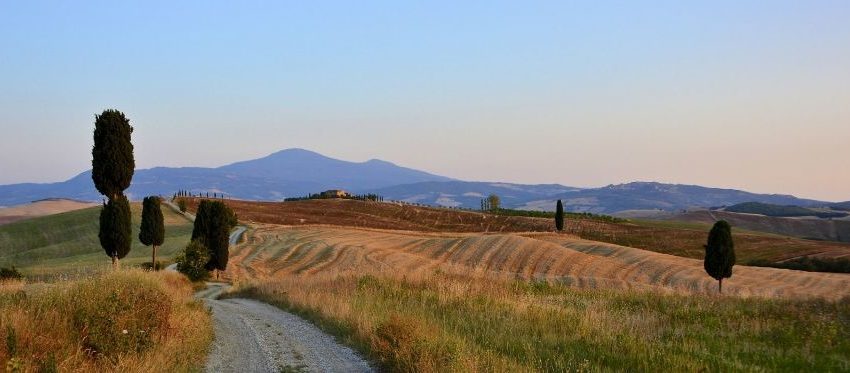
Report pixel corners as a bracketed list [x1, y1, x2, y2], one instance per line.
[92, 109, 166, 269]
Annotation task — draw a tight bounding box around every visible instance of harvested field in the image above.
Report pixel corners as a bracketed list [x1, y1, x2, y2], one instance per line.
[0, 199, 97, 225]
[181, 197, 850, 263]
[225, 225, 850, 300]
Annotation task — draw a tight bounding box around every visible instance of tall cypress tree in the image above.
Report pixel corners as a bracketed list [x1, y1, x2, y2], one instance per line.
[139, 196, 165, 270]
[555, 199, 565, 231]
[192, 200, 237, 278]
[91, 109, 135, 268]
[704, 220, 736, 293]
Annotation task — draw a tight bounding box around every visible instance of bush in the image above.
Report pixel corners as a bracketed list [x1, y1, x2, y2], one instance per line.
[177, 199, 188, 213]
[0, 266, 22, 280]
[140, 261, 167, 271]
[176, 240, 210, 282]
[71, 273, 172, 358]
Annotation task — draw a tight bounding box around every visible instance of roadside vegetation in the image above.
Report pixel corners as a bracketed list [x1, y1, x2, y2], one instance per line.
[725, 202, 848, 218]
[0, 270, 212, 372]
[229, 271, 850, 372]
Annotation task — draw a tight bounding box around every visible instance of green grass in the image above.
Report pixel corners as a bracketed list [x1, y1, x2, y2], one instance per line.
[231, 272, 850, 372]
[0, 204, 193, 279]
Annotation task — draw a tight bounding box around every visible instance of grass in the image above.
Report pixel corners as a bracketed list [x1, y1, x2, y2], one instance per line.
[0, 204, 193, 279]
[228, 271, 850, 372]
[0, 269, 212, 372]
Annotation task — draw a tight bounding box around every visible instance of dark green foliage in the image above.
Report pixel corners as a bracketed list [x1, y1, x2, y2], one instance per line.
[192, 200, 237, 271]
[704, 220, 735, 292]
[555, 200, 565, 231]
[748, 256, 850, 274]
[176, 240, 210, 282]
[139, 196, 165, 247]
[98, 195, 132, 260]
[91, 109, 135, 199]
[0, 266, 22, 280]
[488, 207, 626, 223]
[177, 198, 188, 213]
[726, 202, 847, 218]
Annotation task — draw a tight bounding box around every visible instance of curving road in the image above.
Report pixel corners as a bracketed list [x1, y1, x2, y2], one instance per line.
[169, 225, 372, 372]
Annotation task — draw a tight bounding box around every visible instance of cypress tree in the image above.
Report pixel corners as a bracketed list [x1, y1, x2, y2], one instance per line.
[91, 109, 135, 268]
[192, 200, 237, 278]
[139, 196, 165, 270]
[704, 220, 736, 293]
[555, 199, 565, 231]
[91, 110, 134, 201]
[98, 195, 132, 267]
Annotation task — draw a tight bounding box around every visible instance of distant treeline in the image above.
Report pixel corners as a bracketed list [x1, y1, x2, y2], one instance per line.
[284, 193, 384, 202]
[489, 208, 627, 223]
[748, 256, 850, 274]
[725, 202, 848, 219]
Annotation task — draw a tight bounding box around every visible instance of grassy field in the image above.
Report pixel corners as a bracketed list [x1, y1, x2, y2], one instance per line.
[230, 271, 850, 372]
[0, 270, 212, 372]
[0, 203, 193, 279]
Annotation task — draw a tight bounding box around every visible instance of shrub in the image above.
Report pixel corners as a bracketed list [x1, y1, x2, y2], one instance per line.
[0, 266, 22, 280]
[176, 240, 210, 282]
[177, 199, 188, 213]
[71, 273, 171, 358]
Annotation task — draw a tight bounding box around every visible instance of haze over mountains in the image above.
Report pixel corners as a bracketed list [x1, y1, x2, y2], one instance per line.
[0, 148, 843, 213]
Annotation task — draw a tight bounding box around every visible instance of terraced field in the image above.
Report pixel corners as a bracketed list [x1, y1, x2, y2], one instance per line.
[224, 225, 850, 300]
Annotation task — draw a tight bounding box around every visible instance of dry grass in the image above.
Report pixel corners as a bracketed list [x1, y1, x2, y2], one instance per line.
[0, 270, 212, 372]
[223, 225, 850, 300]
[179, 197, 850, 264]
[229, 270, 850, 372]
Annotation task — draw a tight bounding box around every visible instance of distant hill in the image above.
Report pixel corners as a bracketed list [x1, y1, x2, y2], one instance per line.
[0, 150, 838, 214]
[725, 202, 848, 219]
[373, 181, 829, 214]
[0, 149, 451, 206]
[831, 201, 850, 211]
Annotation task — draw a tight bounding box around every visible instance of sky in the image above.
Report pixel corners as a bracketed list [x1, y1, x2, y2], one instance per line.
[1, 1, 849, 201]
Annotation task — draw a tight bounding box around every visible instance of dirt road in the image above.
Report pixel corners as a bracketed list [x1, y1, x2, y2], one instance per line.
[202, 285, 373, 372]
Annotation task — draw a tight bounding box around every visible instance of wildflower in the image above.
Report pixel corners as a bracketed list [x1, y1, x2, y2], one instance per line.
[122, 329, 128, 334]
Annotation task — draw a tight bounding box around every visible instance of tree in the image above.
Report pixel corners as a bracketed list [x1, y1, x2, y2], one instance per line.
[192, 200, 237, 278]
[139, 196, 165, 270]
[704, 220, 736, 293]
[487, 194, 500, 210]
[98, 195, 132, 268]
[555, 200, 565, 231]
[92, 110, 134, 201]
[176, 240, 210, 282]
[91, 109, 135, 269]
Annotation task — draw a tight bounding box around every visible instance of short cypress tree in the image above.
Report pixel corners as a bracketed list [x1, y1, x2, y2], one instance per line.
[98, 195, 132, 267]
[192, 200, 237, 278]
[555, 199, 565, 231]
[139, 196, 165, 270]
[704, 220, 736, 293]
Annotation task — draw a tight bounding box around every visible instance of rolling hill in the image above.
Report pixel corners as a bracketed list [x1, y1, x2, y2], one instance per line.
[724, 202, 848, 218]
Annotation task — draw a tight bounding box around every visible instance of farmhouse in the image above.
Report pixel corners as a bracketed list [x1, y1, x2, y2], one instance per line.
[320, 189, 350, 198]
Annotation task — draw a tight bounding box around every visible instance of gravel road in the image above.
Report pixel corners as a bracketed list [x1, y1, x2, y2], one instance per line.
[178, 226, 373, 372]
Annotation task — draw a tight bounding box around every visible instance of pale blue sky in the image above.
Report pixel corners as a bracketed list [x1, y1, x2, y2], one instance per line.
[1, 1, 849, 200]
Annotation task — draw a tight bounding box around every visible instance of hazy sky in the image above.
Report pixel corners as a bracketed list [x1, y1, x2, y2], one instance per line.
[1, 1, 848, 201]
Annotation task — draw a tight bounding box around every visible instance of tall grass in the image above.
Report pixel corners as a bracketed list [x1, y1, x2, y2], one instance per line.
[0, 270, 212, 372]
[229, 271, 850, 372]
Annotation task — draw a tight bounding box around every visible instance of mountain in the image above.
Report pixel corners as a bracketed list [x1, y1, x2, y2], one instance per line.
[0, 150, 836, 213]
[725, 202, 848, 219]
[0, 149, 451, 207]
[369, 181, 831, 213]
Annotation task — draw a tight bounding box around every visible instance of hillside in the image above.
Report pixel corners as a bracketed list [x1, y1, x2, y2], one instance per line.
[181, 197, 850, 263]
[0, 198, 97, 225]
[658, 210, 850, 243]
[0, 203, 193, 278]
[725, 202, 848, 218]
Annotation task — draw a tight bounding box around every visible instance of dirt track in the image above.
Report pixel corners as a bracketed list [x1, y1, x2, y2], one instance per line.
[202, 284, 373, 373]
